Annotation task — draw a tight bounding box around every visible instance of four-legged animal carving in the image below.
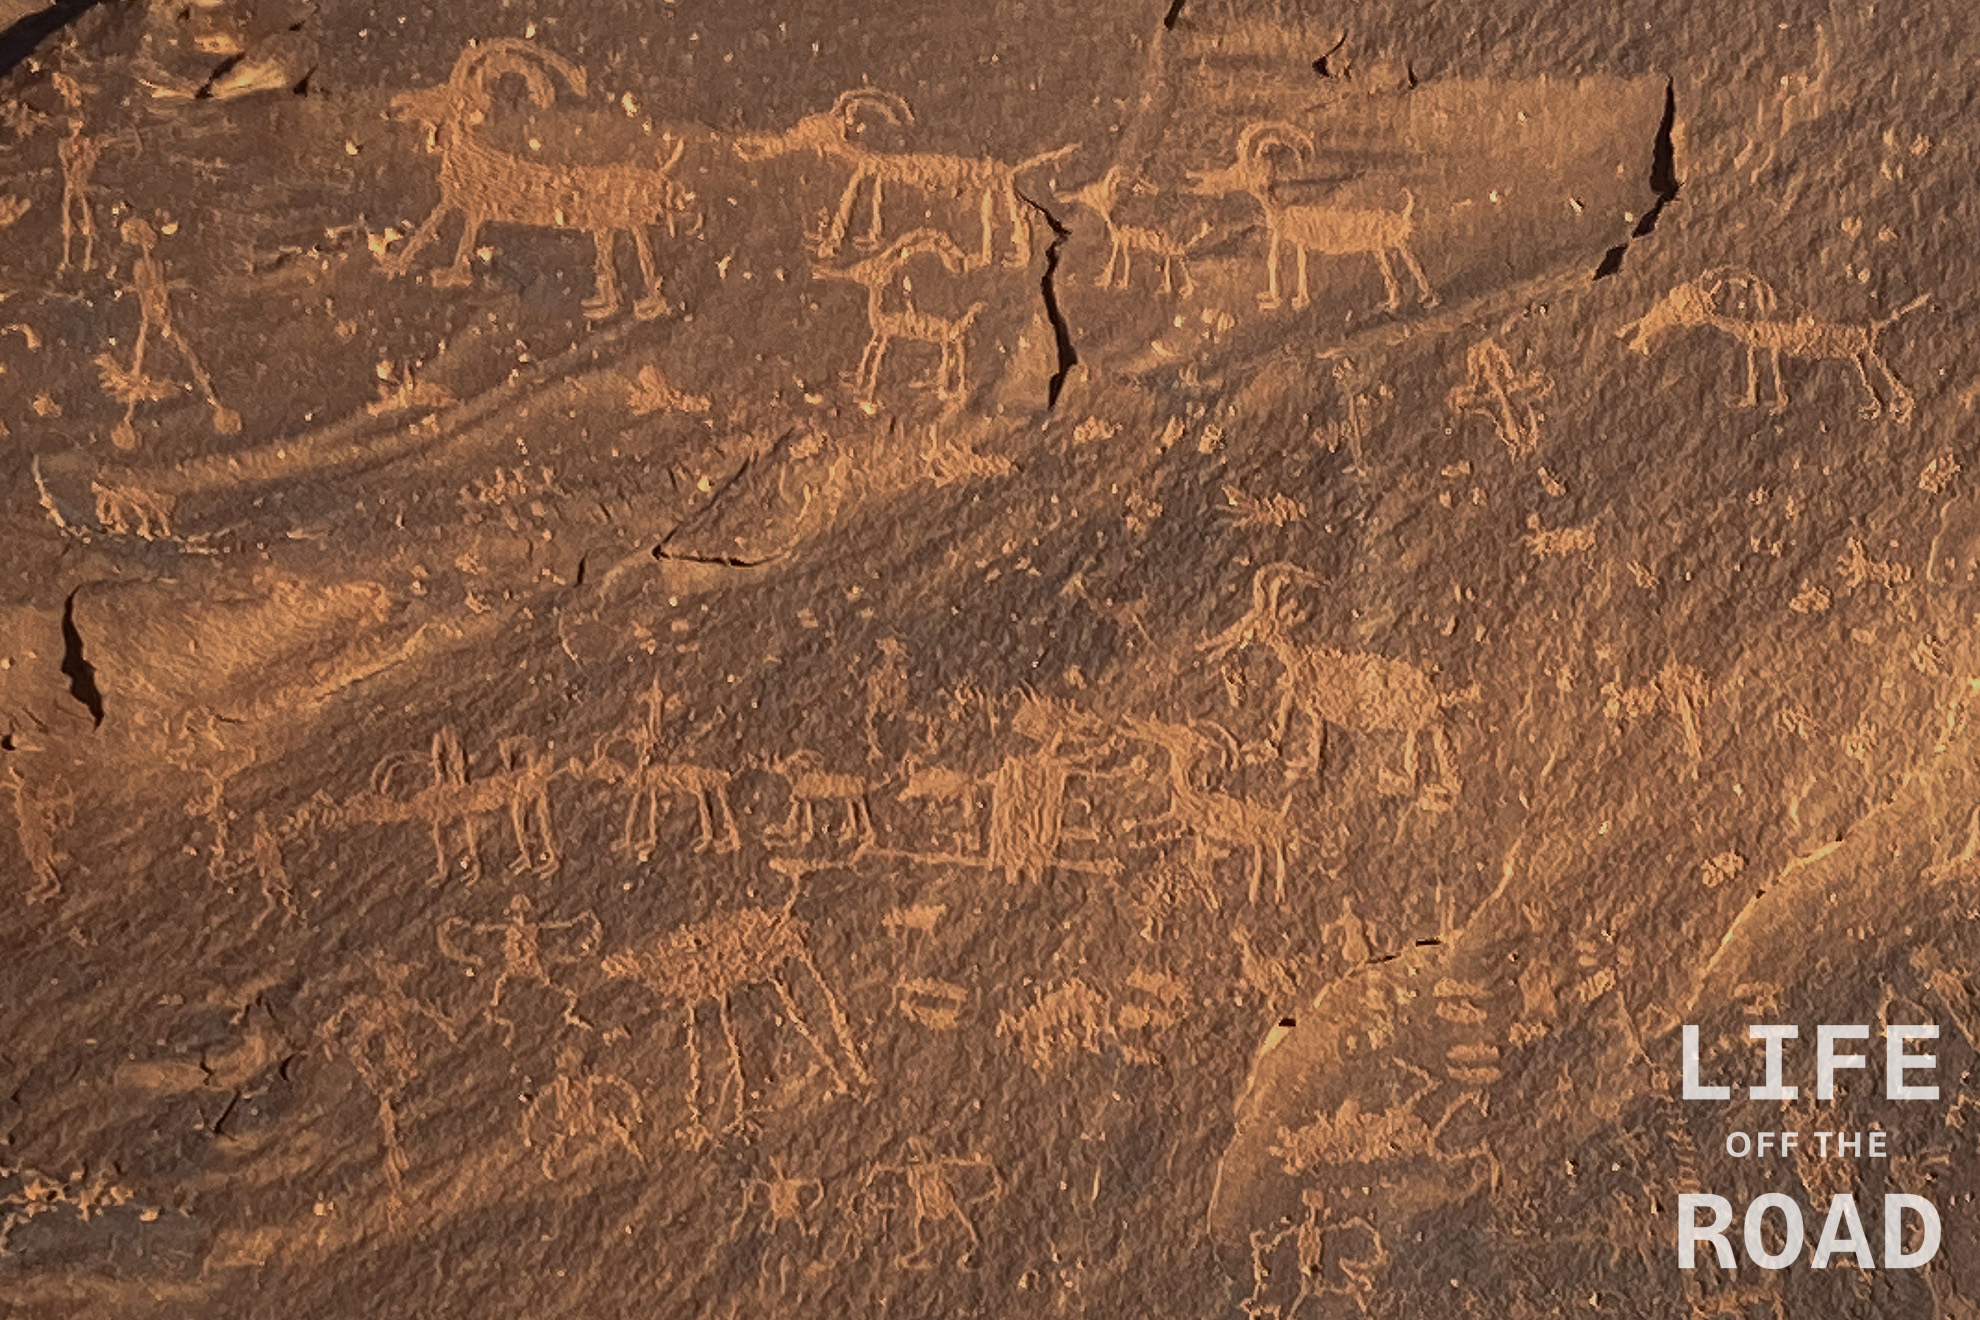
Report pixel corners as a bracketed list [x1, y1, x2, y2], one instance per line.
[813, 228, 985, 406]
[601, 902, 869, 1141]
[354, 727, 563, 882]
[583, 684, 739, 858]
[767, 749, 877, 848]
[1189, 121, 1436, 312]
[1202, 564, 1459, 800]
[383, 39, 695, 320]
[1125, 717, 1292, 904]
[1060, 164, 1207, 296]
[736, 88, 1075, 267]
[1620, 266, 1923, 422]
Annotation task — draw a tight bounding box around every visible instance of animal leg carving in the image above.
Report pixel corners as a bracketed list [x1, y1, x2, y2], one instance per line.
[1399, 242, 1437, 306]
[583, 228, 622, 320]
[631, 227, 668, 320]
[1375, 248, 1402, 312]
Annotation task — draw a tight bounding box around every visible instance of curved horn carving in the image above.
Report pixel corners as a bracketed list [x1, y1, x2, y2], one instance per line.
[1236, 119, 1315, 165]
[831, 87, 914, 128]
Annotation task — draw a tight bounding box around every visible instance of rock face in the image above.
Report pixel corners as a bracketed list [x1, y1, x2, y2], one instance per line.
[3, 1, 1978, 1316]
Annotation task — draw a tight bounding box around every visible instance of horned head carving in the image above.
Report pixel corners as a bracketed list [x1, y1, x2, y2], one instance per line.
[445, 38, 589, 120]
[831, 87, 914, 131]
[1236, 120, 1316, 165]
[1201, 562, 1322, 660]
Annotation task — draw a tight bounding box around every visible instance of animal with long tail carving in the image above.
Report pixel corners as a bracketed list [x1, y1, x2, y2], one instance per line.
[736, 88, 1076, 267]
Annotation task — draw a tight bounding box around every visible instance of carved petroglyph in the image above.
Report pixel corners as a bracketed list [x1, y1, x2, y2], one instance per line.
[896, 758, 982, 854]
[1242, 1189, 1388, 1319]
[894, 977, 969, 1031]
[627, 364, 712, 415]
[320, 959, 458, 1214]
[8, 768, 73, 903]
[1220, 484, 1307, 529]
[884, 903, 966, 1029]
[813, 229, 985, 408]
[1314, 355, 1387, 470]
[1124, 716, 1292, 904]
[98, 218, 240, 449]
[1202, 564, 1458, 801]
[382, 40, 694, 320]
[601, 898, 869, 1141]
[584, 684, 739, 859]
[737, 88, 1075, 267]
[1270, 1059, 1492, 1181]
[438, 894, 601, 1045]
[1060, 164, 1207, 296]
[1189, 121, 1436, 312]
[734, 1156, 826, 1239]
[998, 978, 1110, 1076]
[859, 1137, 1004, 1270]
[53, 73, 100, 276]
[352, 727, 563, 882]
[997, 971, 1184, 1073]
[521, 1046, 644, 1179]
[981, 696, 1119, 883]
[1620, 268, 1924, 422]
[766, 749, 876, 850]
[90, 476, 177, 539]
[1447, 338, 1553, 460]
[1601, 661, 1709, 776]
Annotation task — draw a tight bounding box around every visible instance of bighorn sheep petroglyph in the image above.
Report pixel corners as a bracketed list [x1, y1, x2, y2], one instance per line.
[1202, 564, 1459, 798]
[812, 228, 985, 406]
[736, 88, 1075, 267]
[1059, 164, 1208, 297]
[382, 39, 696, 320]
[1189, 120, 1436, 312]
[1619, 267, 1923, 423]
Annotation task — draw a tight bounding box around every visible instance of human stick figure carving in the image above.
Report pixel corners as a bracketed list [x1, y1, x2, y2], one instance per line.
[1122, 716, 1293, 905]
[353, 727, 563, 883]
[320, 959, 458, 1213]
[438, 894, 601, 1045]
[8, 768, 74, 903]
[735, 88, 1076, 266]
[1059, 164, 1208, 296]
[1619, 267, 1924, 422]
[97, 218, 240, 449]
[1189, 121, 1436, 313]
[812, 228, 985, 408]
[600, 897, 869, 1141]
[522, 1046, 644, 1179]
[52, 73, 100, 274]
[1446, 337, 1552, 460]
[381, 39, 695, 320]
[730, 1155, 829, 1297]
[1201, 564, 1458, 800]
[859, 1137, 1004, 1270]
[582, 682, 739, 858]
